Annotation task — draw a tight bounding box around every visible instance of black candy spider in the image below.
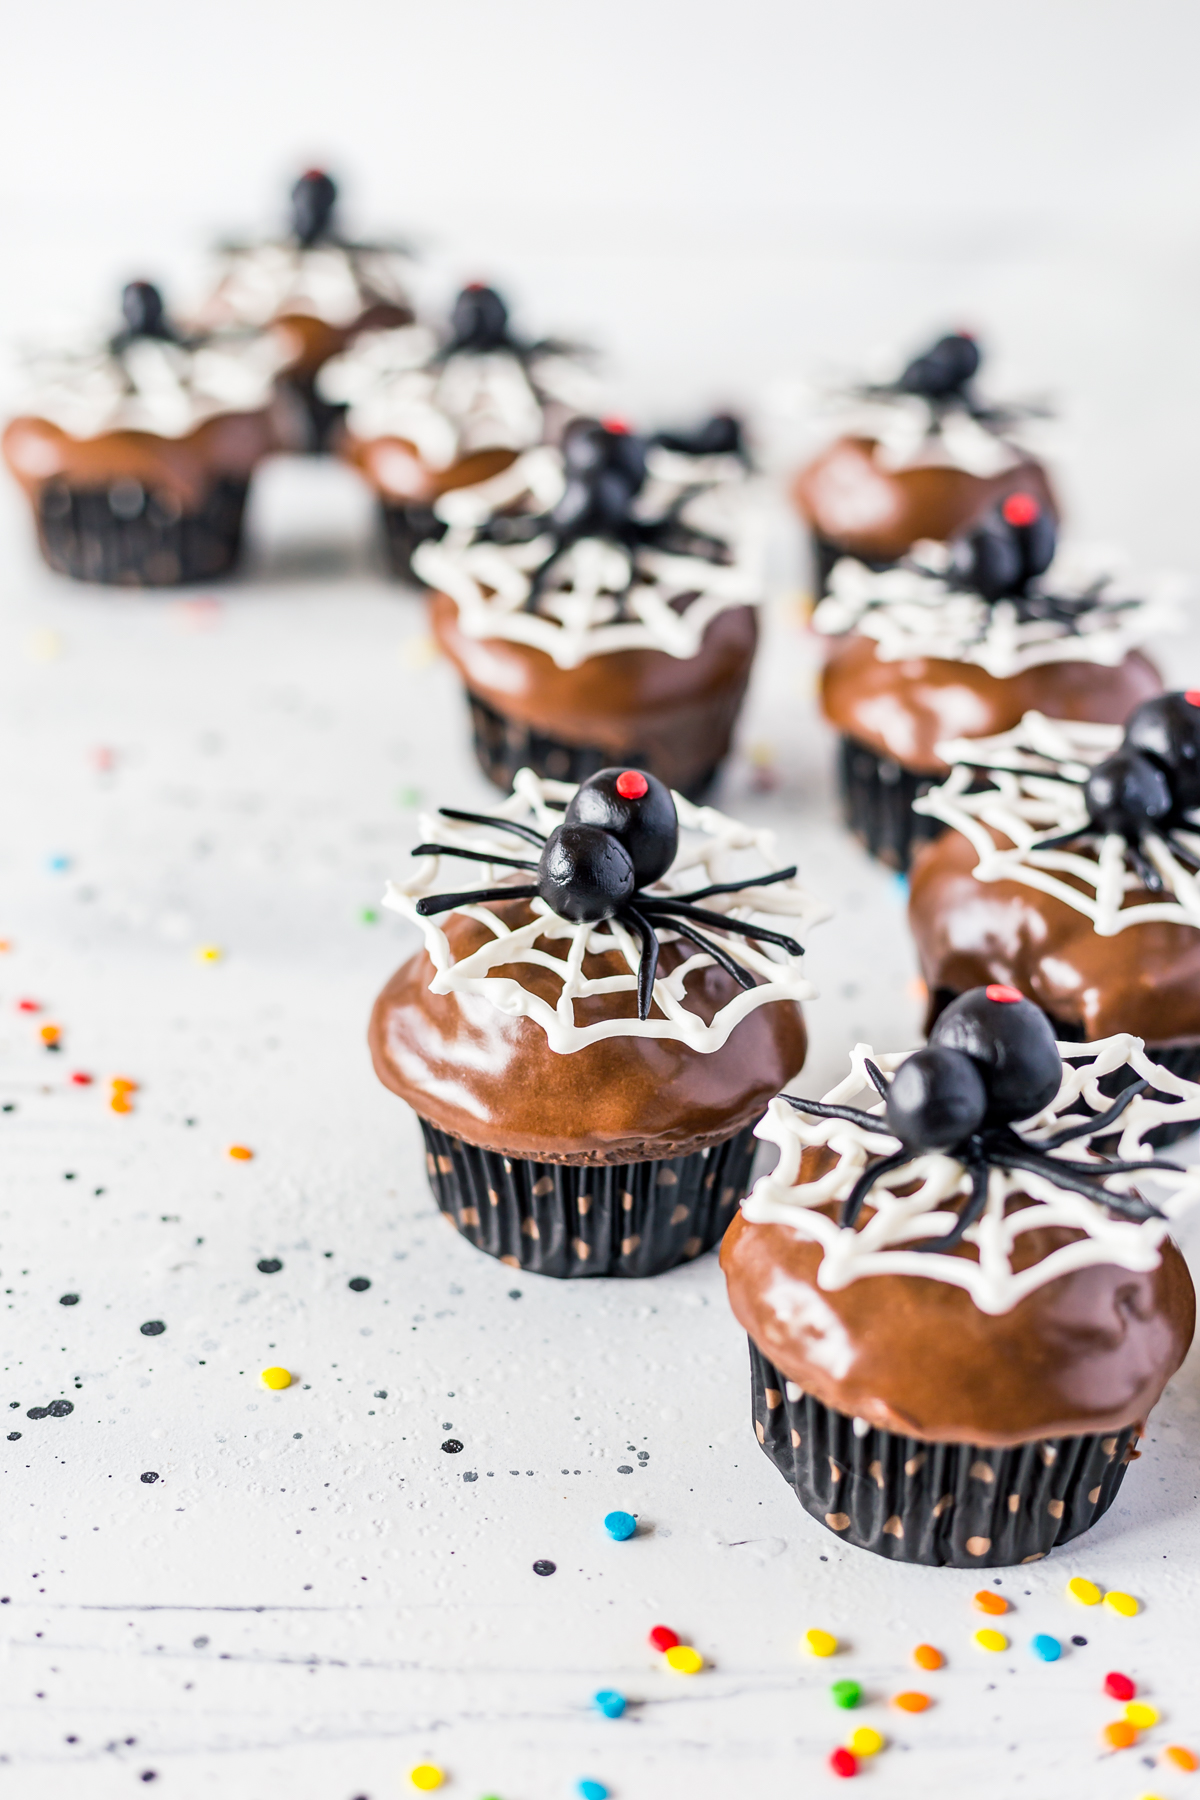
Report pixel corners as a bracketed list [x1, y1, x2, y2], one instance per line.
[110, 281, 180, 354]
[856, 328, 1048, 438]
[785, 985, 1172, 1251]
[411, 767, 804, 1020]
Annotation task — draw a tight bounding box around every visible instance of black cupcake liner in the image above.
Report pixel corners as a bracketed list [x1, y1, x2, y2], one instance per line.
[748, 1339, 1138, 1567]
[465, 690, 722, 804]
[811, 534, 892, 599]
[419, 1117, 757, 1278]
[378, 501, 446, 583]
[836, 733, 946, 871]
[272, 373, 347, 456]
[35, 477, 250, 586]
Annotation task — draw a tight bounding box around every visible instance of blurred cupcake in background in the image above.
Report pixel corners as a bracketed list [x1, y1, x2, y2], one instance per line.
[414, 414, 761, 801]
[792, 330, 1056, 598]
[197, 169, 415, 452]
[317, 282, 599, 579]
[2, 281, 286, 586]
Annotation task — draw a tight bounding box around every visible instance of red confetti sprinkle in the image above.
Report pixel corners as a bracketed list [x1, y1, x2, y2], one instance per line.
[1104, 1671, 1136, 1701]
[69, 1072, 93, 1087]
[648, 1625, 679, 1653]
[616, 770, 649, 800]
[601, 416, 630, 435]
[829, 1747, 858, 1778]
[985, 984, 1023, 1004]
[17, 999, 41, 1013]
[1001, 492, 1040, 527]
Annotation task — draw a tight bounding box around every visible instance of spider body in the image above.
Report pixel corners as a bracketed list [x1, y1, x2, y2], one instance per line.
[290, 169, 338, 246]
[898, 331, 981, 400]
[785, 983, 1169, 1244]
[117, 281, 173, 345]
[411, 767, 804, 1020]
[650, 412, 746, 461]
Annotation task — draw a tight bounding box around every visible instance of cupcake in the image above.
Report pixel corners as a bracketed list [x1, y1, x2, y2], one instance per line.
[792, 330, 1056, 597]
[910, 696, 1200, 1113]
[722, 986, 1198, 1566]
[813, 495, 1170, 868]
[370, 765, 825, 1277]
[2, 281, 285, 586]
[317, 282, 599, 579]
[197, 170, 415, 452]
[413, 416, 761, 800]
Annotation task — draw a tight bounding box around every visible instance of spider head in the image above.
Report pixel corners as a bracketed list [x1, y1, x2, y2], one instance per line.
[120, 281, 171, 341]
[1123, 690, 1200, 817]
[1082, 743, 1173, 840]
[897, 330, 980, 400]
[650, 411, 744, 459]
[929, 984, 1061, 1126]
[884, 1045, 988, 1153]
[564, 768, 678, 888]
[551, 418, 648, 544]
[290, 169, 338, 246]
[536, 822, 635, 923]
[949, 491, 1056, 602]
[447, 283, 512, 354]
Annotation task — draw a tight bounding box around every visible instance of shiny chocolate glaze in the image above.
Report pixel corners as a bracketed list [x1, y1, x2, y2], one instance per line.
[909, 822, 1200, 1044]
[343, 435, 518, 504]
[791, 436, 1058, 563]
[721, 1166, 1195, 1445]
[274, 302, 411, 380]
[429, 591, 758, 796]
[3, 411, 276, 511]
[369, 893, 807, 1164]
[821, 633, 1162, 776]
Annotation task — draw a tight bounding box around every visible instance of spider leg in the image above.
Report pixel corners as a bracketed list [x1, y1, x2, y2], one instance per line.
[1126, 838, 1164, 892]
[1029, 825, 1094, 852]
[1031, 1078, 1149, 1149]
[840, 1147, 913, 1229]
[954, 762, 1086, 785]
[912, 1157, 990, 1253]
[414, 883, 540, 917]
[640, 900, 803, 955]
[863, 1059, 890, 1099]
[997, 1148, 1165, 1220]
[662, 866, 798, 903]
[621, 905, 661, 1022]
[1164, 831, 1200, 873]
[411, 844, 537, 871]
[654, 917, 755, 990]
[782, 1095, 893, 1133]
[437, 808, 547, 848]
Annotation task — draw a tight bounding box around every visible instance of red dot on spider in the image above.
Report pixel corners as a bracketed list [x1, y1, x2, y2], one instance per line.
[615, 770, 649, 800]
[985, 984, 1024, 1004]
[1001, 493, 1040, 527]
[601, 416, 630, 435]
[1186, 690, 1200, 707]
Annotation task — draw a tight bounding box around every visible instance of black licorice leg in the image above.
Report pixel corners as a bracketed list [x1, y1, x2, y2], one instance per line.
[1164, 832, 1200, 873]
[998, 1148, 1165, 1220]
[437, 808, 547, 848]
[622, 905, 661, 1022]
[411, 844, 538, 871]
[840, 1148, 912, 1230]
[640, 900, 803, 955]
[666, 866, 798, 903]
[659, 918, 755, 990]
[415, 883, 539, 917]
[781, 1094, 893, 1133]
[1031, 1079, 1149, 1149]
[863, 1059, 890, 1099]
[1127, 839, 1164, 892]
[911, 1159, 989, 1253]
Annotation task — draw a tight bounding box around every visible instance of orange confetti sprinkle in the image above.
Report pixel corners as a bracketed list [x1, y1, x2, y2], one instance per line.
[1165, 1746, 1199, 1772]
[893, 1691, 931, 1713]
[1103, 1720, 1138, 1751]
[913, 1644, 944, 1670]
[110, 1077, 138, 1094]
[0, 939, 11, 953]
[974, 1590, 1009, 1615]
[39, 1024, 61, 1045]
[110, 1093, 133, 1115]
[228, 1145, 254, 1161]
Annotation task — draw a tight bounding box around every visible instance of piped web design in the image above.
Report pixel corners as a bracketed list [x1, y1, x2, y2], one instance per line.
[744, 1004, 1200, 1316]
[412, 416, 759, 670]
[385, 767, 826, 1053]
[917, 703, 1200, 936]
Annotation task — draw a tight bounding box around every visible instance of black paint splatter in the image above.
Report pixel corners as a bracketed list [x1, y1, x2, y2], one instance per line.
[7, 1433, 19, 1442]
[257, 1258, 283, 1275]
[140, 1472, 159, 1484]
[27, 1401, 73, 1421]
[59, 1294, 79, 1307]
[532, 1560, 556, 1577]
[348, 1277, 370, 1292]
[1071, 1635, 1087, 1647]
[140, 1321, 166, 1337]
[441, 1439, 463, 1454]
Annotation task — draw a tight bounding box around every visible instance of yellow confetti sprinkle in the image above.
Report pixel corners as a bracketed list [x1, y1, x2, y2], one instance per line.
[228, 1145, 254, 1161]
[665, 1644, 703, 1674]
[974, 1629, 1008, 1653]
[26, 629, 62, 662]
[848, 1726, 884, 1756]
[1105, 1589, 1139, 1617]
[1067, 1577, 1102, 1606]
[1127, 1702, 1160, 1729]
[400, 635, 438, 671]
[196, 945, 223, 964]
[261, 1367, 292, 1390]
[409, 1767, 444, 1792]
[805, 1629, 838, 1657]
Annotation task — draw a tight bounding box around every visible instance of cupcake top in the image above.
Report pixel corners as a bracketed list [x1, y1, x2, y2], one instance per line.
[741, 986, 1200, 1314]
[812, 492, 1181, 679]
[200, 170, 414, 330]
[318, 282, 600, 469]
[412, 417, 761, 670]
[916, 695, 1200, 937]
[7, 282, 288, 446]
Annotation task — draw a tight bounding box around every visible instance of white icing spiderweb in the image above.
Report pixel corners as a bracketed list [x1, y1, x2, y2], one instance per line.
[743, 1036, 1200, 1315]
[916, 711, 1200, 937]
[384, 768, 827, 1054]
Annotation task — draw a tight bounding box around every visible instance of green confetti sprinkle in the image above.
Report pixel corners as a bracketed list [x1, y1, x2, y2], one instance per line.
[360, 908, 379, 925]
[831, 1678, 862, 1709]
[396, 786, 422, 809]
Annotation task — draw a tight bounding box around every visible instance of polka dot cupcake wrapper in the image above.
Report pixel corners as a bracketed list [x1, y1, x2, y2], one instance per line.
[36, 476, 251, 588]
[747, 1339, 1140, 1568]
[420, 1116, 757, 1279]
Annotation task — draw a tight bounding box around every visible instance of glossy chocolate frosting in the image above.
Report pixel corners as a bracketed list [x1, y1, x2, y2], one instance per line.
[721, 1165, 1195, 1445]
[430, 591, 758, 794]
[3, 412, 275, 510]
[369, 893, 807, 1164]
[821, 633, 1162, 776]
[344, 436, 518, 503]
[909, 822, 1200, 1043]
[274, 302, 411, 380]
[792, 436, 1058, 563]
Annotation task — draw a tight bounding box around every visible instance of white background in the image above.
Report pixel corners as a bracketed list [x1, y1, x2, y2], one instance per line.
[1, 5, 1200, 1797]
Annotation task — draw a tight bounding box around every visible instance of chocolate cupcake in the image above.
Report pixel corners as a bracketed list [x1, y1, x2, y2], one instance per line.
[792, 330, 1056, 597]
[318, 282, 599, 578]
[910, 697, 1200, 1114]
[2, 281, 284, 586]
[197, 170, 414, 452]
[414, 417, 761, 800]
[813, 495, 1169, 868]
[722, 986, 1199, 1566]
[370, 766, 825, 1277]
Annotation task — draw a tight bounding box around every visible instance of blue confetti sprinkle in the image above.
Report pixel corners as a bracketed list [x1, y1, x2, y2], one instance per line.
[1030, 1633, 1061, 1662]
[578, 1783, 609, 1800]
[594, 1689, 626, 1719]
[47, 855, 71, 873]
[603, 1510, 636, 1541]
